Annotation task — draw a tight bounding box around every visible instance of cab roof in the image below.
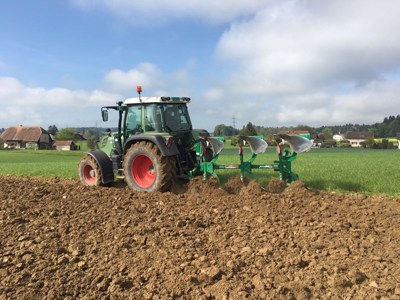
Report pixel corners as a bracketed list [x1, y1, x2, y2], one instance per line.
[123, 96, 191, 105]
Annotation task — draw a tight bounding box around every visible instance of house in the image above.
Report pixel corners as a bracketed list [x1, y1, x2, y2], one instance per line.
[0, 126, 52, 149]
[333, 133, 345, 142]
[397, 133, 400, 149]
[345, 131, 374, 148]
[53, 140, 78, 151]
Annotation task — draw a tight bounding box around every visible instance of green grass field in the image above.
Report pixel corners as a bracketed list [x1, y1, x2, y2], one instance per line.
[0, 150, 82, 178]
[217, 147, 400, 195]
[0, 147, 399, 195]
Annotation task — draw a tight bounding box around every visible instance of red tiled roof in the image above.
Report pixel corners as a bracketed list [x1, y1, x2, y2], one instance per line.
[0, 126, 49, 142]
[53, 140, 75, 147]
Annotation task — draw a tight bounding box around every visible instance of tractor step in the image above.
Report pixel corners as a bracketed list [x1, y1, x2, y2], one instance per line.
[115, 169, 124, 179]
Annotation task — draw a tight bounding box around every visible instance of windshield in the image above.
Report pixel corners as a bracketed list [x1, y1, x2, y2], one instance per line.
[124, 103, 192, 135]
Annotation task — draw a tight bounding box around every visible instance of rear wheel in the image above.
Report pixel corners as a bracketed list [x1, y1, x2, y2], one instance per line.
[124, 141, 177, 192]
[78, 156, 102, 186]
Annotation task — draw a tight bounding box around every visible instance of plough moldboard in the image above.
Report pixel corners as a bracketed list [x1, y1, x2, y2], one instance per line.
[189, 134, 312, 185]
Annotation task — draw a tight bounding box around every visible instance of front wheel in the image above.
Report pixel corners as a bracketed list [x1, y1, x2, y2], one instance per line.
[123, 142, 176, 192]
[78, 156, 102, 186]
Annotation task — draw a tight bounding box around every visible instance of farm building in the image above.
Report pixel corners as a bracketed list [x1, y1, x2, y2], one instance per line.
[53, 140, 78, 151]
[0, 126, 52, 149]
[397, 133, 400, 149]
[345, 131, 374, 147]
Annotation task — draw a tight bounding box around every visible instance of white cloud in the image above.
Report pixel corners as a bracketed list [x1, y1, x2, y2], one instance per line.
[104, 62, 164, 93]
[207, 0, 400, 127]
[258, 78, 400, 127]
[0, 106, 44, 127]
[70, 0, 269, 25]
[0, 77, 119, 107]
[103, 62, 196, 97]
[0, 62, 196, 128]
[202, 88, 224, 101]
[0, 77, 122, 128]
[216, 0, 400, 85]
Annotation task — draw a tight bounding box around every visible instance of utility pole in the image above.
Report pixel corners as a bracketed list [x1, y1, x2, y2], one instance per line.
[232, 116, 236, 129]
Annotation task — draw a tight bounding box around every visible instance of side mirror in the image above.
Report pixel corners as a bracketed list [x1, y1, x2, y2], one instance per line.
[101, 108, 108, 122]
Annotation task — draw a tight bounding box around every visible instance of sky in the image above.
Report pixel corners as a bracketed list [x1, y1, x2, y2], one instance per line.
[1, 0, 400, 132]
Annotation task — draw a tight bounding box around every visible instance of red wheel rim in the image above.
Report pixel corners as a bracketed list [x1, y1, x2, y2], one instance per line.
[131, 154, 156, 188]
[82, 164, 96, 185]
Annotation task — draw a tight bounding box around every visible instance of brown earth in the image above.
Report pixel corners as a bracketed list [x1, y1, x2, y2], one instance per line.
[1, 175, 400, 299]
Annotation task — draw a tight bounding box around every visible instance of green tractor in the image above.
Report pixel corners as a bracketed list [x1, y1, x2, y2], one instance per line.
[78, 86, 312, 192]
[78, 86, 212, 192]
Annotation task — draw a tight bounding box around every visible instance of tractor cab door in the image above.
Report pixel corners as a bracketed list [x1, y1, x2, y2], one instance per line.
[143, 104, 163, 132]
[125, 106, 142, 137]
[124, 104, 165, 136]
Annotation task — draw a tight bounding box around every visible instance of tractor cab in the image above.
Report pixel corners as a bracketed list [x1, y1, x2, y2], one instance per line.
[99, 95, 196, 157]
[122, 96, 193, 136]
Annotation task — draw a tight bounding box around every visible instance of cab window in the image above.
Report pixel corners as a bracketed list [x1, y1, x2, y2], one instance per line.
[162, 104, 191, 131]
[125, 106, 141, 135]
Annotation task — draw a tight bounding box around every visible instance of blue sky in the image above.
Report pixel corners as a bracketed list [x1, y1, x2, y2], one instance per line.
[1, 0, 400, 132]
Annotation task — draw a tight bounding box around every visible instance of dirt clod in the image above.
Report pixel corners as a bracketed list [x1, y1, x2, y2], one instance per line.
[1, 175, 399, 299]
[267, 178, 287, 193]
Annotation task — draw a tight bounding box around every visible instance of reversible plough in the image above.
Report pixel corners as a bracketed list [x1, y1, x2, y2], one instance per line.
[189, 134, 312, 185]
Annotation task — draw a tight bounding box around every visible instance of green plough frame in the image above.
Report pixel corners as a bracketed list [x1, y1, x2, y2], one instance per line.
[189, 135, 311, 185]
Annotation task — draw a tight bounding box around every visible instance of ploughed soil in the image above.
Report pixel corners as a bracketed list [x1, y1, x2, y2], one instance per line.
[1, 175, 400, 300]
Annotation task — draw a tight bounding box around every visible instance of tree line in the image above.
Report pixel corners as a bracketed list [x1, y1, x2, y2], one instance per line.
[4, 115, 398, 150]
[214, 115, 400, 140]
[48, 125, 106, 150]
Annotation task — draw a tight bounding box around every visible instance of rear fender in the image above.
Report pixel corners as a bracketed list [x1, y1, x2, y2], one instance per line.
[124, 135, 179, 156]
[84, 150, 114, 184]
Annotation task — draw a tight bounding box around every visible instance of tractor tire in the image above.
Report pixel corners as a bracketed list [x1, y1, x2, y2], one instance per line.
[123, 141, 177, 192]
[78, 155, 103, 187]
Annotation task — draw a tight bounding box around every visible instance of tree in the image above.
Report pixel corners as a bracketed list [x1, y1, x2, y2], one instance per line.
[225, 126, 239, 136]
[85, 128, 102, 140]
[320, 127, 333, 140]
[239, 122, 258, 136]
[213, 124, 239, 136]
[363, 137, 375, 148]
[382, 139, 389, 149]
[230, 136, 238, 146]
[47, 125, 58, 135]
[0, 137, 4, 150]
[246, 122, 258, 136]
[55, 128, 75, 141]
[213, 124, 226, 136]
[294, 124, 313, 133]
[87, 138, 97, 150]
